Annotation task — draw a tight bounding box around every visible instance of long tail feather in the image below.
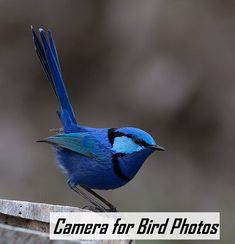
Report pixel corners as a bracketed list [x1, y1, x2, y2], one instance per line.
[31, 26, 77, 132]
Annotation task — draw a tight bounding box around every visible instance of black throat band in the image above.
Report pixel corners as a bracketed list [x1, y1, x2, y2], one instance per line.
[112, 153, 132, 182]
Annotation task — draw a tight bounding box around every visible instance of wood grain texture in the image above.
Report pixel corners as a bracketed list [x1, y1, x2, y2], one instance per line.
[0, 199, 133, 244]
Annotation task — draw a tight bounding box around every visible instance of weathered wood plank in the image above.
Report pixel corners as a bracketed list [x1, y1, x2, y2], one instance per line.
[0, 199, 84, 223]
[0, 199, 133, 244]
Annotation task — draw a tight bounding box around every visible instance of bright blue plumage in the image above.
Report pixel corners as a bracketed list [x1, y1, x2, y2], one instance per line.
[32, 27, 164, 211]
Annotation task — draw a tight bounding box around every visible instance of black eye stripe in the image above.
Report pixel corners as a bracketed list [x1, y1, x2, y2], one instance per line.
[121, 134, 150, 147]
[108, 128, 150, 147]
[135, 139, 149, 147]
[114, 132, 125, 137]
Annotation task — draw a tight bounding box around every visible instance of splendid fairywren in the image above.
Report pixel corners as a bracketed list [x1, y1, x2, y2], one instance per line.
[31, 27, 164, 212]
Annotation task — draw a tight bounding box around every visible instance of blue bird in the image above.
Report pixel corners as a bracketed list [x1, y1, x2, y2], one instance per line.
[31, 27, 164, 212]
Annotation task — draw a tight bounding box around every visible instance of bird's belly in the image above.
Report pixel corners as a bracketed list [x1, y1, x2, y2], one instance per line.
[54, 148, 128, 190]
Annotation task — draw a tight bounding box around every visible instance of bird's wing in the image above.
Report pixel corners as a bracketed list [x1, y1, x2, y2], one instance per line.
[38, 133, 109, 160]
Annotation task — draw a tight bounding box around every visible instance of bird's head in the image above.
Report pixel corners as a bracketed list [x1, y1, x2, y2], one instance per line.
[108, 127, 165, 155]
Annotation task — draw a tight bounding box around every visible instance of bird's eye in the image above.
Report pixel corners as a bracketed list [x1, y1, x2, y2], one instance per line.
[113, 131, 150, 147]
[133, 138, 149, 147]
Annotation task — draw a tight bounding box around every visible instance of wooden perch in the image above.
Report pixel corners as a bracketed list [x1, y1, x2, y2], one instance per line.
[0, 199, 133, 244]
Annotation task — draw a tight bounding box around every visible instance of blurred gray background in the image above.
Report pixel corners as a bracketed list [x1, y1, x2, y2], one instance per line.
[0, 0, 234, 243]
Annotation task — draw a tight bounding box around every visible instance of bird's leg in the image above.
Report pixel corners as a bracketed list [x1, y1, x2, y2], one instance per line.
[68, 181, 117, 212]
[82, 186, 117, 212]
[68, 181, 106, 212]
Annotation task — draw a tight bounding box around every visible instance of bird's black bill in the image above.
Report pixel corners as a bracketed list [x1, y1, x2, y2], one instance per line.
[148, 145, 165, 151]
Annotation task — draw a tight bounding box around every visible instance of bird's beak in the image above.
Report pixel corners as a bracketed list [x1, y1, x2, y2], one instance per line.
[148, 144, 165, 151]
